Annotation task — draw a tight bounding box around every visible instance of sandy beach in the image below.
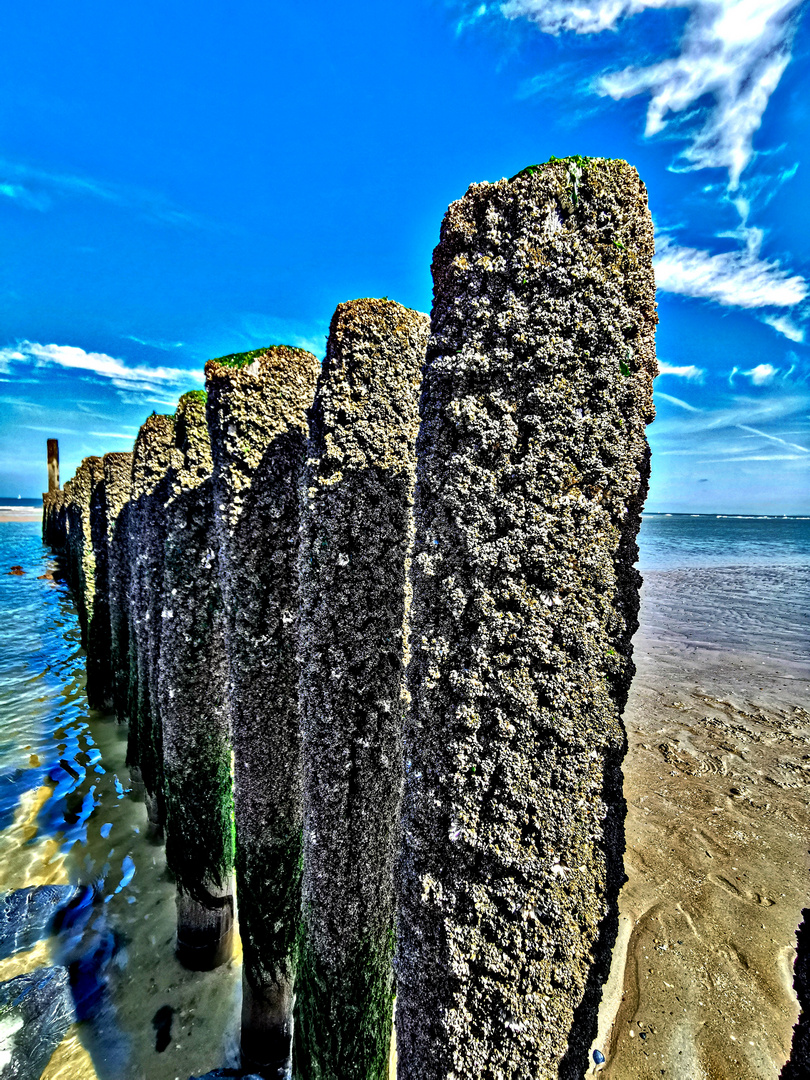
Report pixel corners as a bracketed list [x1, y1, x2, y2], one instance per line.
[588, 562, 809, 1079]
[0, 503, 42, 523]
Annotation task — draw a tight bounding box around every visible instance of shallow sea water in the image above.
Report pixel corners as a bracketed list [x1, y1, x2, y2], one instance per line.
[0, 514, 807, 1077]
[0, 521, 241, 1080]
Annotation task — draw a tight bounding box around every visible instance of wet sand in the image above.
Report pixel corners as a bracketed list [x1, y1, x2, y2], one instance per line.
[588, 564, 810, 1079]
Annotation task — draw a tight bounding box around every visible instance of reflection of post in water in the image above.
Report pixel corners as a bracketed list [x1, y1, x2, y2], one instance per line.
[396, 159, 657, 1078]
[159, 391, 235, 971]
[296, 299, 429, 1079]
[126, 413, 175, 832]
[206, 346, 318, 1074]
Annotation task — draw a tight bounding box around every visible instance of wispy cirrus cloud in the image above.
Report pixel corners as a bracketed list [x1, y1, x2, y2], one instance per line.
[231, 313, 330, 361]
[501, 0, 804, 189]
[737, 422, 809, 452]
[89, 431, 140, 440]
[653, 235, 807, 310]
[0, 341, 203, 396]
[655, 390, 701, 411]
[0, 159, 204, 229]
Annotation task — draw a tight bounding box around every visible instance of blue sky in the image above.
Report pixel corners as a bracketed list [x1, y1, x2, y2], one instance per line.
[0, 0, 807, 512]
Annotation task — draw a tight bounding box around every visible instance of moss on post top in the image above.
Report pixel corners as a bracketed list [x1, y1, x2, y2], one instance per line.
[178, 389, 207, 405]
[131, 413, 176, 500]
[205, 344, 319, 483]
[204, 344, 318, 414]
[308, 298, 429, 479]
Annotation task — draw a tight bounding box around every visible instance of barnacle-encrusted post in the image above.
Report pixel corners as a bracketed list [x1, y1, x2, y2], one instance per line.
[87, 460, 118, 709]
[126, 413, 176, 829]
[396, 158, 657, 1079]
[64, 457, 104, 649]
[42, 489, 67, 550]
[296, 299, 429, 1079]
[158, 391, 235, 971]
[206, 345, 318, 1075]
[104, 452, 134, 724]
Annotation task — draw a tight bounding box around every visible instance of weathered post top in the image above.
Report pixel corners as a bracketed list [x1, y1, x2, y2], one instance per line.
[47, 439, 59, 493]
[130, 413, 177, 499]
[397, 157, 657, 1080]
[205, 345, 316, 530]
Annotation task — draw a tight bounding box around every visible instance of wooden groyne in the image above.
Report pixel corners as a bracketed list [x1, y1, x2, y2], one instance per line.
[42, 156, 657, 1079]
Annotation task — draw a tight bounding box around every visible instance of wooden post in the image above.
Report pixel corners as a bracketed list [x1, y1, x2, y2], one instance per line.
[296, 298, 429, 1079]
[205, 345, 318, 1076]
[47, 439, 59, 493]
[396, 157, 658, 1079]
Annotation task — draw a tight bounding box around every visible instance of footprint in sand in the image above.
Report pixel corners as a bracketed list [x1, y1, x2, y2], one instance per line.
[707, 873, 776, 906]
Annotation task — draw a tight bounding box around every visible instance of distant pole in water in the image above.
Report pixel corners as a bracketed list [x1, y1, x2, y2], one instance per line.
[296, 298, 429, 1080]
[396, 158, 658, 1079]
[47, 439, 59, 493]
[205, 345, 319, 1076]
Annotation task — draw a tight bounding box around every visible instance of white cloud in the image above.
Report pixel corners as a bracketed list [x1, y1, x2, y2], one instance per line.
[654, 390, 701, 411]
[89, 431, 139, 440]
[760, 313, 805, 342]
[502, 0, 803, 188]
[657, 361, 704, 380]
[0, 341, 203, 396]
[741, 363, 778, 385]
[654, 236, 807, 308]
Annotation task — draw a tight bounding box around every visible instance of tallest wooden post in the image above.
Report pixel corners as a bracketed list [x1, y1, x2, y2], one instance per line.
[47, 439, 59, 492]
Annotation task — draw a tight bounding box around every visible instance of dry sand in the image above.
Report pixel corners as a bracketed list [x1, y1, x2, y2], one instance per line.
[587, 563, 809, 1079]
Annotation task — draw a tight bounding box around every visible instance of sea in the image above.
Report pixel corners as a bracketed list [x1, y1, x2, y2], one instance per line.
[0, 510, 807, 1078]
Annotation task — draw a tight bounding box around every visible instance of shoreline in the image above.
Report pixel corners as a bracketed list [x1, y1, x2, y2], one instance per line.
[0, 505, 42, 523]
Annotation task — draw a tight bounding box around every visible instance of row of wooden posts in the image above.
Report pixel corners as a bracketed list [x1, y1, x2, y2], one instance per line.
[42, 158, 658, 1080]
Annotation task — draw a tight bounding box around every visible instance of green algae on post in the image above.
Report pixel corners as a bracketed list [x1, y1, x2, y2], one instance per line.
[295, 299, 429, 1079]
[126, 412, 175, 829]
[158, 391, 235, 971]
[205, 345, 319, 1075]
[396, 158, 658, 1079]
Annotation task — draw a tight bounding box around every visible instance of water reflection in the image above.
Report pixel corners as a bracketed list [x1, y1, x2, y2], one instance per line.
[0, 523, 241, 1079]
